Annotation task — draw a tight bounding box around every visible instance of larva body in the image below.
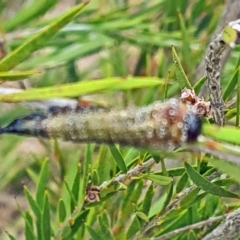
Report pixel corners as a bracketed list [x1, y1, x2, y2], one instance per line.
[0, 99, 201, 150]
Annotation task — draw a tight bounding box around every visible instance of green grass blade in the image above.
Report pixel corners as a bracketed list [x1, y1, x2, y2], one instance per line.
[223, 67, 239, 101]
[36, 159, 49, 209]
[202, 124, 240, 145]
[71, 164, 80, 211]
[0, 77, 162, 102]
[193, 76, 206, 94]
[176, 172, 188, 193]
[172, 46, 192, 89]
[126, 216, 140, 239]
[25, 212, 35, 240]
[141, 184, 154, 215]
[185, 162, 238, 198]
[24, 186, 42, 218]
[109, 145, 127, 173]
[86, 225, 104, 240]
[0, 2, 89, 71]
[207, 157, 240, 184]
[70, 209, 90, 236]
[42, 191, 51, 240]
[0, 70, 40, 80]
[179, 187, 200, 208]
[5, 232, 17, 240]
[142, 173, 172, 186]
[236, 68, 240, 126]
[58, 198, 67, 224]
[98, 215, 115, 240]
[3, 0, 58, 31]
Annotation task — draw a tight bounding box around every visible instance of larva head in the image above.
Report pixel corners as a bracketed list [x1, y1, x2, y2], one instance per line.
[151, 99, 201, 146]
[182, 112, 202, 142]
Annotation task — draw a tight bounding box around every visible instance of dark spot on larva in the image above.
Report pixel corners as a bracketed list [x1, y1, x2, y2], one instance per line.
[211, 85, 217, 91]
[183, 113, 201, 142]
[206, 67, 212, 72]
[212, 58, 220, 64]
[219, 40, 225, 45]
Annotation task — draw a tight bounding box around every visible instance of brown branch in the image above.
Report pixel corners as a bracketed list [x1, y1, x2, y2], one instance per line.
[202, 207, 240, 240]
[150, 215, 224, 240]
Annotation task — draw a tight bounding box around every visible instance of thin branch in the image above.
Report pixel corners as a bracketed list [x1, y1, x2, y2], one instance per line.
[97, 158, 156, 190]
[202, 207, 240, 240]
[150, 215, 224, 240]
[138, 171, 221, 237]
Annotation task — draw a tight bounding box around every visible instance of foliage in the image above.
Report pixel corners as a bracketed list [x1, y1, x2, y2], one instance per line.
[0, 0, 240, 240]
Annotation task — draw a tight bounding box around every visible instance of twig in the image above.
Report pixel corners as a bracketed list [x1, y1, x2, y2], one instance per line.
[202, 207, 240, 240]
[138, 171, 221, 237]
[150, 215, 224, 240]
[97, 158, 156, 190]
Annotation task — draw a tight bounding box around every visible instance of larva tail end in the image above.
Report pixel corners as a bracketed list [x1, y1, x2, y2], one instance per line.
[0, 113, 48, 138]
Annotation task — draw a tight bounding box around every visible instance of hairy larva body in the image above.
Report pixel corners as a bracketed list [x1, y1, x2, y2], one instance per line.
[0, 99, 201, 150]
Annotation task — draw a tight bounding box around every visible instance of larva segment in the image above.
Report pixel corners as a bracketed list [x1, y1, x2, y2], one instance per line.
[0, 99, 201, 150]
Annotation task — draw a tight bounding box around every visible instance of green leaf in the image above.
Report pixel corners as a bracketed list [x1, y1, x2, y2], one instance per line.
[64, 180, 77, 208]
[42, 191, 51, 240]
[223, 67, 239, 101]
[207, 157, 240, 184]
[86, 225, 104, 240]
[141, 184, 154, 215]
[71, 163, 80, 211]
[5, 232, 17, 240]
[25, 212, 36, 240]
[126, 216, 140, 239]
[176, 172, 188, 193]
[172, 46, 192, 89]
[202, 124, 240, 145]
[24, 186, 42, 218]
[96, 145, 110, 183]
[161, 182, 174, 213]
[142, 173, 172, 186]
[237, 67, 240, 126]
[80, 144, 92, 203]
[101, 211, 111, 228]
[58, 198, 67, 223]
[71, 209, 90, 236]
[0, 77, 162, 102]
[3, 0, 58, 31]
[185, 162, 238, 198]
[36, 159, 49, 209]
[109, 145, 127, 173]
[193, 76, 206, 94]
[0, 70, 40, 80]
[0, 2, 89, 71]
[23, 186, 42, 240]
[98, 215, 114, 240]
[61, 225, 72, 239]
[91, 169, 100, 186]
[187, 230, 198, 240]
[136, 211, 149, 222]
[180, 187, 200, 208]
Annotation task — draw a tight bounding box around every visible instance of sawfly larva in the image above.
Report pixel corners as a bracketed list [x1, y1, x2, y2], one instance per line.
[0, 99, 201, 150]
